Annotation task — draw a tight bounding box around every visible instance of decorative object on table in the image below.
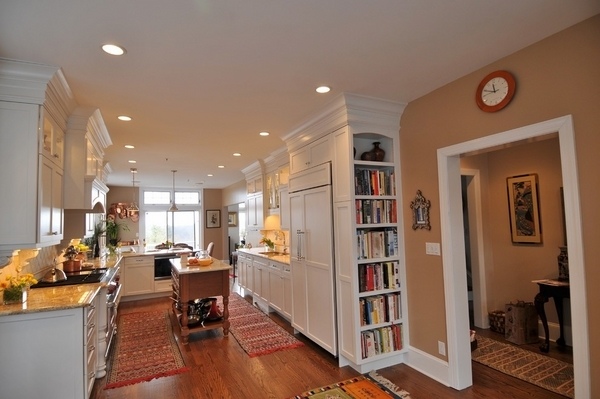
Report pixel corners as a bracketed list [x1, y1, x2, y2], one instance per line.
[557, 246, 569, 281]
[472, 336, 573, 398]
[259, 236, 275, 251]
[228, 211, 238, 227]
[289, 371, 412, 399]
[410, 190, 431, 230]
[475, 70, 516, 113]
[206, 209, 221, 228]
[1, 271, 37, 305]
[506, 174, 541, 243]
[104, 310, 189, 389]
[218, 293, 303, 358]
[504, 300, 538, 345]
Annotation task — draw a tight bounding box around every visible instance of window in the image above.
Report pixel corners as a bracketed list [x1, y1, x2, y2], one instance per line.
[145, 211, 200, 249]
[143, 191, 200, 205]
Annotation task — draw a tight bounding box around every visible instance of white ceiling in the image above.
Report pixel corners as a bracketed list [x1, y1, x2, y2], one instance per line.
[1, 1, 599, 189]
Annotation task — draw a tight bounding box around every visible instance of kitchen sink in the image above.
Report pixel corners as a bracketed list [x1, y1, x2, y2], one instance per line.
[258, 251, 287, 256]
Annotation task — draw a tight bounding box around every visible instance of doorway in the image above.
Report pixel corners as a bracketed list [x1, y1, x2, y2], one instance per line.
[437, 115, 589, 395]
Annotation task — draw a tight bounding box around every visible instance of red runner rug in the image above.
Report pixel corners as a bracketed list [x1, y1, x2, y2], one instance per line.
[222, 293, 304, 357]
[105, 310, 189, 389]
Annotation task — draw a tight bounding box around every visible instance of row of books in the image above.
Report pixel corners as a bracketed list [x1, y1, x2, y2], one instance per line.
[355, 199, 398, 224]
[358, 262, 400, 292]
[361, 324, 403, 359]
[354, 168, 396, 196]
[356, 228, 398, 259]
[359, 293, 402, 326]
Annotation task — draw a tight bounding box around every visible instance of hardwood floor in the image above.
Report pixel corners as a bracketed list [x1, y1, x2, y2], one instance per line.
[91, 279, 572, 399]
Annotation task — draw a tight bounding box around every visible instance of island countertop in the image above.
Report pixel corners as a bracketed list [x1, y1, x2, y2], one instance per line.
[170, 257, 232, 275]
[0, 255, 123, 317]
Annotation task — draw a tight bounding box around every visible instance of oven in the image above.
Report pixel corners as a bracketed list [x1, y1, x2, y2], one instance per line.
[154, 254, 177, 280]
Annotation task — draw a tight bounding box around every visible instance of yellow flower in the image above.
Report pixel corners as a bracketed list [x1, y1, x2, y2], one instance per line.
[1, 273, 38, 291]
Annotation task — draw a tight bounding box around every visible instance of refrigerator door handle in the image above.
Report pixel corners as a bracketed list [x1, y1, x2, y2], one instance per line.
[296, 229, 305, 260]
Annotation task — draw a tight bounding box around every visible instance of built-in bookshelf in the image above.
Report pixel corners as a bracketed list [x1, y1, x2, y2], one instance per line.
[352, 133, 405, 363]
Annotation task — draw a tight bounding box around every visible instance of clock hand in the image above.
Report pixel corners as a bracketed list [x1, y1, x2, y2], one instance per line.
[492, 84, 498, 93]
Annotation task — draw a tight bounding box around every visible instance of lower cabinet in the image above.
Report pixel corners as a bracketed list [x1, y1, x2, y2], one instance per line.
[122, 255, 154, 296]
[0, 300, 99, 399]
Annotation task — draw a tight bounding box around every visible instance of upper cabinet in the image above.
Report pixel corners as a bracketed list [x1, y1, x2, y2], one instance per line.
[242, 161, 265, 230]
[0, 58, 77, 264]
[64, 107, 112, 212]
[289, 135, 332, 175]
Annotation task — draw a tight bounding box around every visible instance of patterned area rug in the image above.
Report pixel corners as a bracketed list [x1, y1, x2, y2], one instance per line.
[105, 310, 189, 389]
[289, 371, 412, 399]
[472, 336, 573, 398]
[220, 293, 304, 357]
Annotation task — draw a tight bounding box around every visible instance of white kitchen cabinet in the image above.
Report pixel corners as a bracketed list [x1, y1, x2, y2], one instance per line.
[268, 260, 284, 314]
[0, 302, 99, 399]
[246, 193, 264, 229]
[282, 263, 292, 319]
[122, 256, 155, 296]
[252, 256, 268, 304]
[85, 294, 100, 398]
[289, 135, 332, 174]
[279, 187, 290, 230]
[0, 59, 75, 260]
[238, 253, 254, 294]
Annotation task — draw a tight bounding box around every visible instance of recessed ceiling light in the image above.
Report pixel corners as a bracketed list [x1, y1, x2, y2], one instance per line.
[118, 115, 132, 121]
[207, 174, 213, 177]
[128, 160, 136, 163]
[102, 44, 126, 56]
[124, 144, 135, 149]
[218, 165, 225, 169]
[259, 131, 269, 137]
[233, 153, 241, 157]
[316, 86, 331, 94]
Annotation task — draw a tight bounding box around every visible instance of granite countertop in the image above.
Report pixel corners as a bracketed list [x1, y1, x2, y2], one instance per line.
[236, 247, 291, 265]
[171, 257, 232, 275]
[120, 247, 195, 257]
[0, 255, 123, 317]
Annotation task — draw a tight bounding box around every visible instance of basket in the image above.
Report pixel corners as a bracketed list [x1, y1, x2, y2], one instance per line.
[488, 310, 505, 334]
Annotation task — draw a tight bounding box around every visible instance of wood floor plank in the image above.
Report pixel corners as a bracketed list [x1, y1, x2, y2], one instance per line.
[92, 280, 571, 399]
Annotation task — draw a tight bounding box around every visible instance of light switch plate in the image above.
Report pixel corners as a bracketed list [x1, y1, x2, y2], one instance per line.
[426, 242, 441, 256]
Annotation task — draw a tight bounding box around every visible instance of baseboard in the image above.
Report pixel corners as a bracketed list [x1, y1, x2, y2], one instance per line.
[539, 320, 572, 346]
[404, 345, 452, 387]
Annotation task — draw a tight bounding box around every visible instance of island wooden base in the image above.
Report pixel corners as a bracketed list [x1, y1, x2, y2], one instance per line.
[171, 260, 230, 344]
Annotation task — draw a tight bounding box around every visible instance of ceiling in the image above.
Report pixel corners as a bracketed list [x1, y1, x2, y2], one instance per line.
[1, 1, 599, 190]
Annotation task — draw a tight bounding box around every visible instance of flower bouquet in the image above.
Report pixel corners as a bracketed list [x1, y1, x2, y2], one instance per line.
[259, 237, 275, 251]
[1, 273, 38, 304]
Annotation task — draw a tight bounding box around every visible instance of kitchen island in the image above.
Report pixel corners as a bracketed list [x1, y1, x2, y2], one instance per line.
[170, 257, 232, 344]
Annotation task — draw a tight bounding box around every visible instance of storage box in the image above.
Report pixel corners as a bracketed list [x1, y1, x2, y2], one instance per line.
[505, 301, 538, 345]
[488, 310, 505, 334]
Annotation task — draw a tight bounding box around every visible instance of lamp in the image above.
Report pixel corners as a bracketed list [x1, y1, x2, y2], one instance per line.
[169, 170, 179, 212]
[127, 168, 139, 213]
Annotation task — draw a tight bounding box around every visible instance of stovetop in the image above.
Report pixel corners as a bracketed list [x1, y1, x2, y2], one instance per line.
[31, 268, 108, 289]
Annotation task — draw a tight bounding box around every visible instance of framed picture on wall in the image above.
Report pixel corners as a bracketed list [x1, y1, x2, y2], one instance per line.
[228, 212, 238, 227]
[206, 210, 221, 228]
[507, 174, 542, 243]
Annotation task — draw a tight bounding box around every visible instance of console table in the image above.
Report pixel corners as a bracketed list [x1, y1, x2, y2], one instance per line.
[171, 258, 232, 344]
[533, 279, 570, 353]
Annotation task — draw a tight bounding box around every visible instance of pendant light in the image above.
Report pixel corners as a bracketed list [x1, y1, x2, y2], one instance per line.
[169, 170, 179, 212]
[127, 168, 139, 213]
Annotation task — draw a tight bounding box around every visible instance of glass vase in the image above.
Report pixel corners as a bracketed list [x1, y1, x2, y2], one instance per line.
[3, 286, 27, 305]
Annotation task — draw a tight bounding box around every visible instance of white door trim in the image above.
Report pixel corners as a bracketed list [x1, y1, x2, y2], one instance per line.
[437, 115, 589, 395]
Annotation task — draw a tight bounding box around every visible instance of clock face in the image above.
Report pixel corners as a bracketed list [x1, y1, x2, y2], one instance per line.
[476, 70, 516, 112]
[481, 77, 509, 106]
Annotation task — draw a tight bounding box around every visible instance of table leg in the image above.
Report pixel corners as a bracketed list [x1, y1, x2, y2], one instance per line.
[534, 292, 550, 353]
[553, 295, 566, 347]
[222, 294, 230, 336]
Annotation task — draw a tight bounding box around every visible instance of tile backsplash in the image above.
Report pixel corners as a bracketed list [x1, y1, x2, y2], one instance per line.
[1, 246, 60, 280]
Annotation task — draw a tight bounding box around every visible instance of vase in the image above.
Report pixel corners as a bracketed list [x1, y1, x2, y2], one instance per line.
[370, 142, 385, 162]
[3, 286, 27, 305]
[557, 246, 569, 281]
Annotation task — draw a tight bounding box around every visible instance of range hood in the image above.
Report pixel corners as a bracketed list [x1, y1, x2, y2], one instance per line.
[63, 107, 112, 212]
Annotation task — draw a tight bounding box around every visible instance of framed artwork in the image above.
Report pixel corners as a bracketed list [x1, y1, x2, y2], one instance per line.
[206, 210, 221, 228]
[507, 174, 541, 243]
[410, 190, 431, 230]
[228, 212, 238, 227]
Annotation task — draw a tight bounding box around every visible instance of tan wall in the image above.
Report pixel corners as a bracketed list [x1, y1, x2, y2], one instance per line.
[400, 14, 599, 394]
[202, 188, 224, 259]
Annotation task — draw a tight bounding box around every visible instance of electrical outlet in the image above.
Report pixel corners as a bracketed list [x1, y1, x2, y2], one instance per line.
[426, 242, 441, 256]
[438, 341, 446, 356]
